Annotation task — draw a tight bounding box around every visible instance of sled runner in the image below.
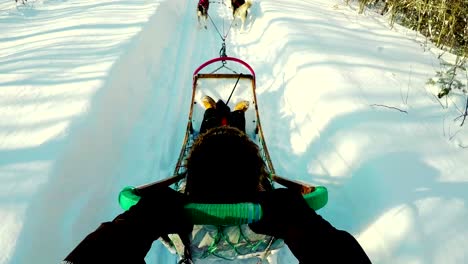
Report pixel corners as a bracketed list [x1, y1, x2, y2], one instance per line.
[118, 57, 328, 262]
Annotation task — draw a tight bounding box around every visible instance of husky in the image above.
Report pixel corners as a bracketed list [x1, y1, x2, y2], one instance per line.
[231, 0, 252, 31]
[197, 0, 209, 29]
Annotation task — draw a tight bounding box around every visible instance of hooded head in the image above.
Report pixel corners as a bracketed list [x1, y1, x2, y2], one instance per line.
[185, 126, 272, 203]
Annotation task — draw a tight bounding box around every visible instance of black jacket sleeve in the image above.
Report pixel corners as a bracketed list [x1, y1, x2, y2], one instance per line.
[64, 187, 191, 264]
[249, 188, 372, 263]
[284, 214, 371, 263]
[64, 218, 155, 264]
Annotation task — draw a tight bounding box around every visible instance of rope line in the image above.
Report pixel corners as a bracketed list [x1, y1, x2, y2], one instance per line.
[208, 14, 225, 42]
[226, 73, 242, 105]
[207, 11, 236, 61]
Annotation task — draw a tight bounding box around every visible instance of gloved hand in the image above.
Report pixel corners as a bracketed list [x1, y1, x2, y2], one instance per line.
[117, 186, 192, 239]
[249, 188, 323, 239]
[65, 187, 192, 263]
[250, 188, 371, 263]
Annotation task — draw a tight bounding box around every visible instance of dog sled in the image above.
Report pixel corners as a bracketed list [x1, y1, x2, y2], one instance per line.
[118, 57, 328, 262]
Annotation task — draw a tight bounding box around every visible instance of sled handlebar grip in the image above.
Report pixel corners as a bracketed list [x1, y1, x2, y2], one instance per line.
[118, 186, 328, 225]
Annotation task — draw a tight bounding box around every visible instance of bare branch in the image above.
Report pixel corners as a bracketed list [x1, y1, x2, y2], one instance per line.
[449, 95, 464, 114]
[449, 128, 462, 141]
[370, 104, 408, 114]
[433, 94, 446, 109]
[443, 117, 446, 137]
[453, 96, 468, 127]
[405, 69, 411, 104]
[461, 97, 468, 126]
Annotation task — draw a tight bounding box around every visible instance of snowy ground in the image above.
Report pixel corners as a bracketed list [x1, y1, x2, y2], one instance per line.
[1, 0, 467, 263]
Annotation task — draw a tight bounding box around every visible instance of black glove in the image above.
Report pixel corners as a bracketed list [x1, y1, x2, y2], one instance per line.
[118, 186, 192, 238]
[249, 188, 323, 239]
[250, 188, 371, 263]
[65, 187, 192, 263]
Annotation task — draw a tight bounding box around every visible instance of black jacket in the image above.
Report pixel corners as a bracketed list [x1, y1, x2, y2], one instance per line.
[64, 217, 371, 264]
[64, 188, 371, 263]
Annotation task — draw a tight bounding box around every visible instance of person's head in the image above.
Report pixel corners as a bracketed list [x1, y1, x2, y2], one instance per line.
[185, 126, 272, 203]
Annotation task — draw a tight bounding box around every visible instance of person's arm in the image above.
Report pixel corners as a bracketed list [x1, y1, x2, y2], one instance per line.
[250, 189, 371, 263]
[64, 188, 191, 264]
[282, 214, 371, 263]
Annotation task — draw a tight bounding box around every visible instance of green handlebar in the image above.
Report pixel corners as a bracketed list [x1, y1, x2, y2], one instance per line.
[118, 186, 328, 225]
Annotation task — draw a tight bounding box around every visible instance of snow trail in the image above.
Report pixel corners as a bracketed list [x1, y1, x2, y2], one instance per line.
[1, 0, 468, 263]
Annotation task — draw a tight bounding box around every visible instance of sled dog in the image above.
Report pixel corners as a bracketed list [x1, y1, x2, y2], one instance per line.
[231, 0, 252, 30]
[197, 0, 209, 29]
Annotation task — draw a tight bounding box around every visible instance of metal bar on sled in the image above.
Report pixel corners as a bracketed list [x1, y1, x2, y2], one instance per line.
[132, 174, 185, 196]
[133, 174, 316, 196]
[196, 73, 253, 79]
[271, 175, 316, 195]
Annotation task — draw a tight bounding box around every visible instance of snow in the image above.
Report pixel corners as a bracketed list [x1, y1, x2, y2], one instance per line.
[1, 0, 467, 263]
